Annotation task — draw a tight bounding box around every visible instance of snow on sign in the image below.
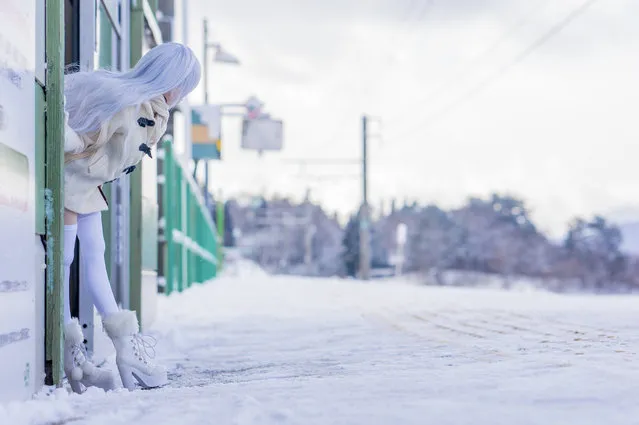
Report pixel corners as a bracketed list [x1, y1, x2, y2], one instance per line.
[0, 0, 37, 402]
[244, 95, 263, 119]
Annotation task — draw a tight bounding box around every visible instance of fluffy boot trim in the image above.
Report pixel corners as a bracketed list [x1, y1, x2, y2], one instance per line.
[64, 318, 85, 345]
[102, 310, 139, 338]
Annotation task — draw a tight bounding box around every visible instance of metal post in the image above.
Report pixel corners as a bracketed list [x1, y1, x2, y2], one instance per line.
[77, 0, 98, 359]
[163, 139, 175, 294]
[203, 19, 209, 104]
[181, 0, 193, 159]
[193, 159, 199, 180]
[216, 193, 224, 268]
[129, 0, 144, 325]
[362, 115, 368, 206]
[359, 115, 371, 280]
[202, 19, 210, 207]
[180, 172, 187, 291]
[157, 146, 165, 293]
[44, 0, 65, 386]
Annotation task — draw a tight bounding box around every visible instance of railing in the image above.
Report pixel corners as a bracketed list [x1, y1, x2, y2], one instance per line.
[158, 138, 219, 294]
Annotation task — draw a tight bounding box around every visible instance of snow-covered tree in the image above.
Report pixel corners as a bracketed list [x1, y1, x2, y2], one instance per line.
[564, 216, 626, 289]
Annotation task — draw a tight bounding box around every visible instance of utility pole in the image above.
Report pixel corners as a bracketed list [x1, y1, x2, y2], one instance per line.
[201, 19, 210, 207]
[203, 19, 210, 105]
[199, 20, 240, 205]
[359, 115, 371, 280]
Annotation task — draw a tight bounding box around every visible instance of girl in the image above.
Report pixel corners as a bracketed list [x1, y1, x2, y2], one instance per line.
[62, 42, 201, 393]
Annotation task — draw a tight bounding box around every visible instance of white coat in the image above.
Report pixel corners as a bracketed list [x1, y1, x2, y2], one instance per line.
[63, 96, 169, 214]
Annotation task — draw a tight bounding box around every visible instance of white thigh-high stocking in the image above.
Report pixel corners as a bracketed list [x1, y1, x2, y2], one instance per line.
[76, 212, 119, 317]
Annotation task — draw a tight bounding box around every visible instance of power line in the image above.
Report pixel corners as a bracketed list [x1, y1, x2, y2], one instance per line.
[403, 0, 436, 39]
[293, 174, 361, 182]
[384, 0, 436, 67]
[383, 0, 553, 129]
[281, 158, 360, 165]
[387, 0, 425, 49]
[322, 1, 434, 149]
[393, 0, 601, 141]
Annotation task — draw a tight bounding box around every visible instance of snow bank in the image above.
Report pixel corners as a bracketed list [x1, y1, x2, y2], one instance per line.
[0, 388, 74, 425]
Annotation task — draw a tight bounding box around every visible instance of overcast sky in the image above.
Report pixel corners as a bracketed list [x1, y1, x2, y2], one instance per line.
[181, 0, 639, 237]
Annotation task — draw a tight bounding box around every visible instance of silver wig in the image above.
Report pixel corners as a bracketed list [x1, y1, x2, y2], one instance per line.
[64, 42, 201, 135]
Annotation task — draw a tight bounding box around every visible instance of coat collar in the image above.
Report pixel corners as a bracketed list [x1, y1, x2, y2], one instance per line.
[148, 95, 170, 121]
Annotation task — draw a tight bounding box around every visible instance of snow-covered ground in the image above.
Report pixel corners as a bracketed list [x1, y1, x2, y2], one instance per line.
[4, 264, 639, 425]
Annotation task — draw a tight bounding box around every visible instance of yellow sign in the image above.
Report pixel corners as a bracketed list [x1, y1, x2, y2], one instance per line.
[191, 105, 222, 160]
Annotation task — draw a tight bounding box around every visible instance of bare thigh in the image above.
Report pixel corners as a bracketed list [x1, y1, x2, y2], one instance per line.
[64, 209, 78, 225]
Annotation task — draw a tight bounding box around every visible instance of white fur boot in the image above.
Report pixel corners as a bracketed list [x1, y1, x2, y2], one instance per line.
[64, 319, 117, 394]
[102, 310, 167, 390]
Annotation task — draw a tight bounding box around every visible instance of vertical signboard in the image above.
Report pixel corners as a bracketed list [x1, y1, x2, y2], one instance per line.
[191, 104, 222, 160]
[0, 0, 37, 401]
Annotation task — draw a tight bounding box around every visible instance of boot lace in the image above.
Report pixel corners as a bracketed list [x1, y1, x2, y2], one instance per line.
[130, 334, 157, 364]
[71, 343, 88, 367]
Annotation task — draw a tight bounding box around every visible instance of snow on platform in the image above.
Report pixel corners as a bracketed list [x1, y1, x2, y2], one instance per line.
[3, 267, 639, 425]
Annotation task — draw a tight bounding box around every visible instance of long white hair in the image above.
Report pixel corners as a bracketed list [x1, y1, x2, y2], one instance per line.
[65, 42, 201, 135]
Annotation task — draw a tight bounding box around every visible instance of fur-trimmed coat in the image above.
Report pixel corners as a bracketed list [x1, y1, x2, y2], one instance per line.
[63, 96, 169, 214]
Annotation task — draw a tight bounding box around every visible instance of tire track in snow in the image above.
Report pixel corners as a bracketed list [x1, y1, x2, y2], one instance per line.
[426, 309, 631, 355]
[417, 308, 620, 344]
[363, 306, 635, 362]
[361, 309, 514, 362]
[477, 311, 628, 345]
